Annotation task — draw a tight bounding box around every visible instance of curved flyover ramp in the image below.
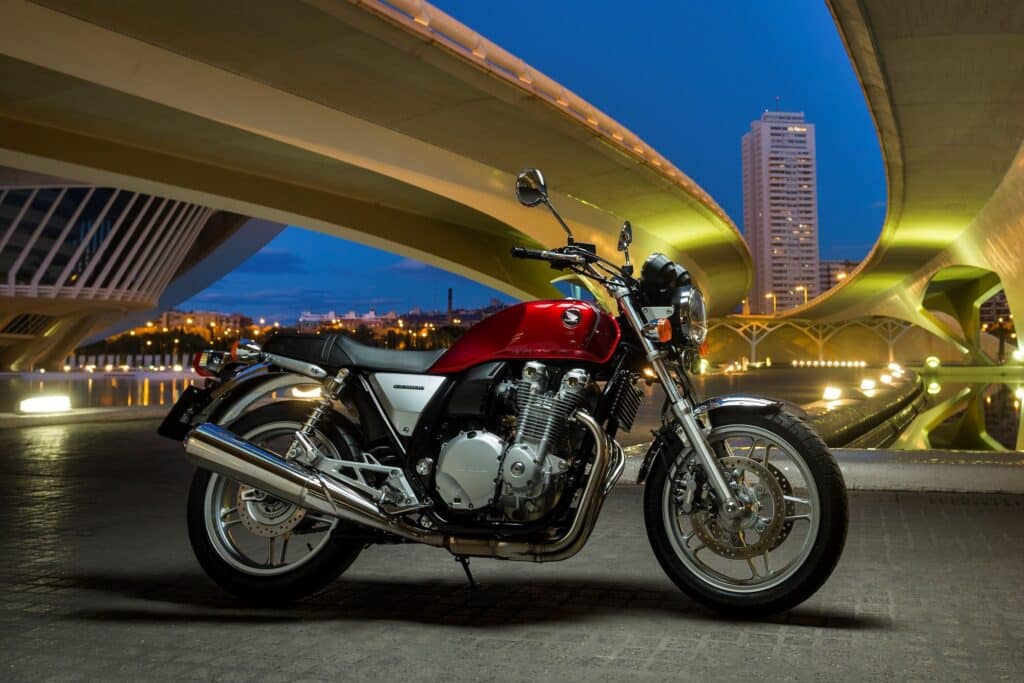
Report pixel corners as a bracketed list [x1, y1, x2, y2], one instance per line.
[785, 0, 1024, 361]
[0, 0, 751, 316]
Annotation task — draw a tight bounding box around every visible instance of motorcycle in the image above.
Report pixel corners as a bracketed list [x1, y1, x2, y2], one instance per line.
[160, 169, 847, 615]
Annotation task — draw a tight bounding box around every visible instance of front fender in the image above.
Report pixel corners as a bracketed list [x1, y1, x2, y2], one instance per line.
[635, 394, 782, 485]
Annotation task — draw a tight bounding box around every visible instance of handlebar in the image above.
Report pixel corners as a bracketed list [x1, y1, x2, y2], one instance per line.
[510, 246, 586, 265]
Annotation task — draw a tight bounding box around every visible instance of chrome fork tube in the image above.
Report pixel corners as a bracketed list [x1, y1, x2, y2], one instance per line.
[617, 295, 740, 513]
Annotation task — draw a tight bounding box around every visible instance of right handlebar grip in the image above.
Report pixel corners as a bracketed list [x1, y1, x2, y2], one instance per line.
[510, 246, 546, 260]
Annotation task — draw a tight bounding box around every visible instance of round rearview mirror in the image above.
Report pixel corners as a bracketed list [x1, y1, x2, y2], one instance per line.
[617, 220, 633, 252]
[515, 169, 548, 207]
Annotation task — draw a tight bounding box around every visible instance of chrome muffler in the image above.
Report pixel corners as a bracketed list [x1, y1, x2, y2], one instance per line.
[183, 423, 442, 546]
[184, 411, 616, 562]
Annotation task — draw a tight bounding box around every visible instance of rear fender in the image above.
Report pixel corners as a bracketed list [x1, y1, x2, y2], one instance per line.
[635, 395, 782, 485]
[200, 363, 322, 426]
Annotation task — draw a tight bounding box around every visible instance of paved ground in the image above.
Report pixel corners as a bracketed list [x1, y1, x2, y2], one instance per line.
[1, 421, 1022, 681]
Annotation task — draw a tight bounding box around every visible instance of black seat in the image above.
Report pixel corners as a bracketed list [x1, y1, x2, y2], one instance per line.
[262, 333, 444, 374]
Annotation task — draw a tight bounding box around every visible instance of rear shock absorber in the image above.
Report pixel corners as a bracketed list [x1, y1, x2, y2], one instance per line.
[285, 368, 350, 465]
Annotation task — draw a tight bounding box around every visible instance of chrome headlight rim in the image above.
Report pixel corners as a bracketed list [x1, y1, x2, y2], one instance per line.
[674, 286, 707, 346]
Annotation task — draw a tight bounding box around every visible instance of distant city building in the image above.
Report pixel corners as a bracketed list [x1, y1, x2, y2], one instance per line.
[294, 299, 508, 337]
[742, 111, 820, 314]
[819, 259, 859, 294]
[125, 310, 251, 339]
[980, 291, 1011, 324]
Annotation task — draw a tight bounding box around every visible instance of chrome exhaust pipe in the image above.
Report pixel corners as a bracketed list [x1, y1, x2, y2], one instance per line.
[184, 423, 442, 546]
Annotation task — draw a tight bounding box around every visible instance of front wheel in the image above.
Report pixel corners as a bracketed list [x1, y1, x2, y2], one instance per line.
[644, 409, 848, 616]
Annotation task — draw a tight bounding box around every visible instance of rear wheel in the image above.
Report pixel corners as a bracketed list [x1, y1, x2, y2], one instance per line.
[187, 401, 364, 602]
[644, 410, 848, 615]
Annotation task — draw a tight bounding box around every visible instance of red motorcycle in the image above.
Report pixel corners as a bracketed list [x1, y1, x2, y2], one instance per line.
[161, 169, 847, 615]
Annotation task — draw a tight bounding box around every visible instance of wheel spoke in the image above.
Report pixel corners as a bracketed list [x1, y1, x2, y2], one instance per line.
[267, 536, 289, 567]
[762, 552, 771, 576]
[222, 519, 241, 529]
[746, 557, 760, 579]
[785, 513, 812, 522]
[784, 494, 810, 507]
[220, 506, 238, 521]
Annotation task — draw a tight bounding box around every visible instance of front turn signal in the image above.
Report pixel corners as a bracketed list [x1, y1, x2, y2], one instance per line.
[656, 318, 673, 342]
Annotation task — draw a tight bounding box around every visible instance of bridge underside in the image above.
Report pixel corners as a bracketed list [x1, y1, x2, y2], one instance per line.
[785, 1, 1024, 363]
[0, 0, 751, 316]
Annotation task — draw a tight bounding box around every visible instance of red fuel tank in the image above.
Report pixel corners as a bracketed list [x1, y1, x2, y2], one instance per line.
[429, 300, 620, 375]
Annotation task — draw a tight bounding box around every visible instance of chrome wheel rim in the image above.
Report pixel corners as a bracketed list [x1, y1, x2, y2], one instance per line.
[204, 421, 339, 576]
[661, 424, 821, 593]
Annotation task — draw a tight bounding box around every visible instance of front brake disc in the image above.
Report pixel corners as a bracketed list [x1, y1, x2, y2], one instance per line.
[690, 456, 785, 560]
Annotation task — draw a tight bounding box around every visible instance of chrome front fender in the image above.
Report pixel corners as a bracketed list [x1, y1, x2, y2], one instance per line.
[636, 394, 782, 485]
[691, 395, 782, 420]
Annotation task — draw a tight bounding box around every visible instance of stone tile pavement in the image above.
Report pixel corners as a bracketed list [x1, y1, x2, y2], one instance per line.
[0, 421, 1022, 681]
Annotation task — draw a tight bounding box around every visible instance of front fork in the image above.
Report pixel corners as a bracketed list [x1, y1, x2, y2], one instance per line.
[617, 296, 742, 516]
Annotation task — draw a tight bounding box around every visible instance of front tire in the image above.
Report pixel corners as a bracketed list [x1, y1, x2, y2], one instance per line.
[187, 401, 364, 603]
[644, 409, 848, 616]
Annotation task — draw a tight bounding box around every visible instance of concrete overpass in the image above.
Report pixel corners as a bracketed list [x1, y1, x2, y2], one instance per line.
[0, 0, 751, 318]
[780, 0, 1024, 363]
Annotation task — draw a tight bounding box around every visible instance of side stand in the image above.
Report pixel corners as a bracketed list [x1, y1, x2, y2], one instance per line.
[455, 555, 478, 590]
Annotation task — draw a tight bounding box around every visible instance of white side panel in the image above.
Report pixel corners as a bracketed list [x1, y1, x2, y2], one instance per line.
[368, 373, 446, 436]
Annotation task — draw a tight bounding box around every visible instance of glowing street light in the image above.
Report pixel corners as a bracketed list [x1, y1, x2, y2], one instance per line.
[19, 395, 71, 414]
[794, 285, 808, 304]
[764, 292, 777, 315]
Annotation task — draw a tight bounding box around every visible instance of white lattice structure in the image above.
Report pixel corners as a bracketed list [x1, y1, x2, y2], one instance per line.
[0, 169, 216, 370]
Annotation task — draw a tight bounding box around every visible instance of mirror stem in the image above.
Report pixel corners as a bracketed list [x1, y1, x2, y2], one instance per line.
[544, 201, 574, 244]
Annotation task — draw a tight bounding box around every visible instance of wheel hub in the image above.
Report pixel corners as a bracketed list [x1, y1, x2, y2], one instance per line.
[236, 486, 305, 538]
[691, 456, 786, 559]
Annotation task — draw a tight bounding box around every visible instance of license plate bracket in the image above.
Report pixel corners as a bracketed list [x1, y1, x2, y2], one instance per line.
[158, 385, 208, 441]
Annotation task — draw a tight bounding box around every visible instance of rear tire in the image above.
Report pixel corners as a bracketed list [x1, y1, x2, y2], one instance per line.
[644, 409, 848, 616]
[187, 401, 365, 603]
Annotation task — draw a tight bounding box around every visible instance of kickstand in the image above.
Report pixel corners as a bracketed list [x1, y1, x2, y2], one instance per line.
[455, 555, 478, 590]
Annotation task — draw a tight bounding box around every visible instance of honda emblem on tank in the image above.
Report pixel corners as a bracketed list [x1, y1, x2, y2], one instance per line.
[562, 307, 582, 328]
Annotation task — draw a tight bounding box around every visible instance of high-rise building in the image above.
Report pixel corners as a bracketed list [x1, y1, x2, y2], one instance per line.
[819, 259, 859, 294]
[742, 111, 820, 314]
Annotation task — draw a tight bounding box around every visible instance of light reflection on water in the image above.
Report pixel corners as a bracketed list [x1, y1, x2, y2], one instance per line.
[2, 370, 1021, 452]
[0, 373, 198, 413]
[890, 381, 1023, 451]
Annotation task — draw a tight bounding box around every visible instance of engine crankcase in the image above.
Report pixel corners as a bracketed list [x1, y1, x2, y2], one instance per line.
[435, 430, 504, 511]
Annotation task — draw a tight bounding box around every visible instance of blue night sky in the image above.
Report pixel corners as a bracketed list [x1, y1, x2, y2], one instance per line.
[181, 0, 885, 322]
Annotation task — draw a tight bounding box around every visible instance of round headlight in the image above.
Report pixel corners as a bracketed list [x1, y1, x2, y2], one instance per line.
[674, 286, 707, 345]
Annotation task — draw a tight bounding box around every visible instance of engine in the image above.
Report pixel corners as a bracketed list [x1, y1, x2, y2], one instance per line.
[434, 362, 590, 521]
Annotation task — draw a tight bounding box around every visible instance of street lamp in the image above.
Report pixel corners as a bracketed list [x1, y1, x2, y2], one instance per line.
[794, 285, 808, 304]
[764, 292, 777, 315]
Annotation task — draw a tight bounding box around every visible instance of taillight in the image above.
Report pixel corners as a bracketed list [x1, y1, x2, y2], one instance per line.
[192, 350, 226, 378]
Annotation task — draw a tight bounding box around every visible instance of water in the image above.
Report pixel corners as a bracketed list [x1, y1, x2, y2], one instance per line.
[0, 372, 198, 413]
[3, 368, 1021, 452]
[890, 378, 1023, 451]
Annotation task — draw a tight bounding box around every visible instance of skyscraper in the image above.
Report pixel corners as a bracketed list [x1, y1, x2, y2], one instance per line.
[742, 111, 820, 314]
